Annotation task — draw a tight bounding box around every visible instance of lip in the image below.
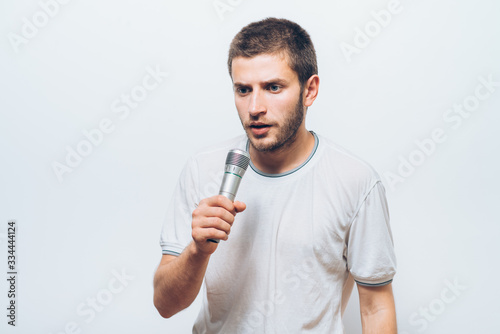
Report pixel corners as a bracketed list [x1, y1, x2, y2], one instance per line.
[249, 122, 271, 136]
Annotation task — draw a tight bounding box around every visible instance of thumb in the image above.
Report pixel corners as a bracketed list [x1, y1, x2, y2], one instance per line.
[233, 201, 246, 213]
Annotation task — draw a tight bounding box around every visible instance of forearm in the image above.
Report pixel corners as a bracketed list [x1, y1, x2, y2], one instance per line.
[361, 306, 397, 334]
[153, 242, 210, 318]
[358, 283, 397, 334]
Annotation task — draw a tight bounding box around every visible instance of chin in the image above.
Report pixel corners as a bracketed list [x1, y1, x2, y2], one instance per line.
[248, 136, 285, 153]
[247, 135, 269, 151]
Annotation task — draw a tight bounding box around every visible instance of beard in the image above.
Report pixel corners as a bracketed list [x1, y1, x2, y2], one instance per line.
[243, 92, 305, 153]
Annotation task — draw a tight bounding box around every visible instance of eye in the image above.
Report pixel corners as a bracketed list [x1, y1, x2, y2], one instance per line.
[269, 85, 281, 92]
[237, 87, 249, 95]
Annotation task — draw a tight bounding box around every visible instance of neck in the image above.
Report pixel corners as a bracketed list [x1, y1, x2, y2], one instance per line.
[249, 128, 315, 175]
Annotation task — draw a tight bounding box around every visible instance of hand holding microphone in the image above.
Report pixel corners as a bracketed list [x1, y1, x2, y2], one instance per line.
[191, 149, 250, 253]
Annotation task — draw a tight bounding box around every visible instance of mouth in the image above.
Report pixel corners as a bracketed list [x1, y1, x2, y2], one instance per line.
[249, 123, 271, 136]
[250, 124, 270, 129]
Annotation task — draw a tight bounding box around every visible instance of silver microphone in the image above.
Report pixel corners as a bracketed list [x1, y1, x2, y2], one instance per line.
[208, 149, 250, 243]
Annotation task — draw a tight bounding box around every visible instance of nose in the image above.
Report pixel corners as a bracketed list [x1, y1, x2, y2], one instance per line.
[248, 89, 266, 117]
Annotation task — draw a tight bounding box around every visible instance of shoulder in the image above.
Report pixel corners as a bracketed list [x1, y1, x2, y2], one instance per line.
[315, 133, 381, 191]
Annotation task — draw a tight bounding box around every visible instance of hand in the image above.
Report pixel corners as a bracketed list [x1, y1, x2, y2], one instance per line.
[191, 195, 246, 255]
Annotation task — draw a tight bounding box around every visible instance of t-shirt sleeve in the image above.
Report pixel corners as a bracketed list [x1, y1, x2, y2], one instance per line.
[346, 181, 397, 286]
[159, 157, 200, 256]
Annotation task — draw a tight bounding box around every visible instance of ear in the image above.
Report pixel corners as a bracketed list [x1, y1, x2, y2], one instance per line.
[303, 75, 320, 107]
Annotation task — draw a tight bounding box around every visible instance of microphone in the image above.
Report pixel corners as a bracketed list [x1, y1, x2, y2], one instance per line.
[208, 149, 250, 243]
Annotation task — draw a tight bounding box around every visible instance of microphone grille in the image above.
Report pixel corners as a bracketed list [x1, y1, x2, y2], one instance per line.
[226, 149, 250, 170]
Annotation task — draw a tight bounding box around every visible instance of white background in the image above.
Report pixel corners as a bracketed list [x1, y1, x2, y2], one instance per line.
[1, 0, 499, 333]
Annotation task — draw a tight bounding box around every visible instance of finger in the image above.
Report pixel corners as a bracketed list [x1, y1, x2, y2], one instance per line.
[200, 195, 236, 213]
[196, 206, 235, 225]
[233, 201, 246, 213]
[193, 227, 229, 242]
[197, 217, 232, 235]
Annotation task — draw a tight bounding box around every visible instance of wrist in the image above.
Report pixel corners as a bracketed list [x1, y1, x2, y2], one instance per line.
[187, 241, 211, 262]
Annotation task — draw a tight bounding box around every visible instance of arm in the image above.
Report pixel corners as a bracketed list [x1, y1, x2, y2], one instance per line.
[153, 244, 209, 318]
[357, 282, 397, 334]
[153, 195, 246, 318]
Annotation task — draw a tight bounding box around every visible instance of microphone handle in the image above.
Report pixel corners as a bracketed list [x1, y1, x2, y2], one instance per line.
[207, 191, 234, 244]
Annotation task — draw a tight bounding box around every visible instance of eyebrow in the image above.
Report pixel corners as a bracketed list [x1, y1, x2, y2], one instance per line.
[233, 78, 289, 88]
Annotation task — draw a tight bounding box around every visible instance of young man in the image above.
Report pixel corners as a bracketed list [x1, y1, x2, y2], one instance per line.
[154, 18, 397, 333]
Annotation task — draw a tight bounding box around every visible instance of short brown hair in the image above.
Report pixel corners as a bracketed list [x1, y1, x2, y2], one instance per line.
[228, 18, 318, 87]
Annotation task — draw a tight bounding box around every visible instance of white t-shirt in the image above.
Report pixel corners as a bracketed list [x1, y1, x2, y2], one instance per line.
[160, 132, 397, 333]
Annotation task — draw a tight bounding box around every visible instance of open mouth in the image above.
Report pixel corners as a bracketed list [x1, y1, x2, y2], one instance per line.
[249, 123, 271, 136]
[250, 124, 270, 129]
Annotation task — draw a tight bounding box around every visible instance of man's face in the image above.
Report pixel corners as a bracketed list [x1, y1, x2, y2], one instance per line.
[231, 53, 305, 152]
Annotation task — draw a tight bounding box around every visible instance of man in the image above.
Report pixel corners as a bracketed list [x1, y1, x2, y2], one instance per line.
[154, 18, 397, 333]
